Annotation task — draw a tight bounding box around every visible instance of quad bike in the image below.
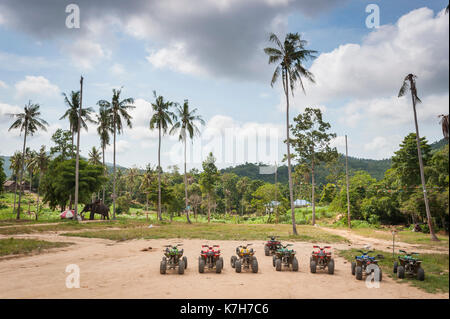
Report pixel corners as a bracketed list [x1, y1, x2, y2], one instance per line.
[264, 236, 281, 256]
[393, 250, 425, 281]
[230, 244, 258, 273]
[273, 244, 299, 271]
[310, 245, 334, 274]
[198, 244, 224, 274]
[351, 249, 382, 281]
[160, 244, 187, 275]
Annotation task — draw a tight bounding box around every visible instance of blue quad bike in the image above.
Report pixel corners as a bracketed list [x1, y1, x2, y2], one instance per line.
[351, 250, 383, 281]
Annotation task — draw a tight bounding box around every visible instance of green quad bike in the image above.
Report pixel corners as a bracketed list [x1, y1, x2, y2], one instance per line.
[393, 250, 425, 281]
[230, 244, 258, 273]
[273, 244, 299, 272]
[160, 244, 188, 275]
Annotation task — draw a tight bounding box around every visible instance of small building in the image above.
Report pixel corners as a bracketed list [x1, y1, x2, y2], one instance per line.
[294, 199, 311, 207]
[3, 180, 16, 192]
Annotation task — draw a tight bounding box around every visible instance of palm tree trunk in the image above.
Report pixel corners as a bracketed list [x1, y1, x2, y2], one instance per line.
[158, 125, 162, 221]
[17, 124, 28, 219]
[284, 71, 297, 235]
[113, 114, 117, 220]
[311, 157, 316, 225]
[36, 171, 41, 221]
[102, 145, 106, 202]
[12, 175, 17, 215]
[184, 139, 191, 224]
[28, 171, 32, 215]
[207, 193, 211, 223]
[410, 86, 438, 241]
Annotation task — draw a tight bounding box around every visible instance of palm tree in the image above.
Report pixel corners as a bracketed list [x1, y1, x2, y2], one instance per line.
[88, 146, 102, 165]
[60, 91, 96, 151]
[150, 91, 176, 221]
[264, 32, 317, 235]
[126, 167, 139, 196]
[170, 100, 205, 224]
[34, 146, 50, 220]
[9, 151, 23, 216]
[25, 148, 37, 216]
[398, 74, 438, 241]
[7, 101, 48, 219]
[140, 165, 155, 215]
[97, 88, 135, 219]
[96, 105, 112, 201]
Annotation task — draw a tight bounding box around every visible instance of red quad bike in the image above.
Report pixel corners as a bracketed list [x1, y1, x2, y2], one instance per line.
[264, 236, 281, 256]
[198, 244, 224, 274]
[310, 245, 335, 274]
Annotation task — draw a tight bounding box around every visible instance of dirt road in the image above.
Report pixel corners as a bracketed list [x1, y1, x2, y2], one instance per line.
[0, 233, 447, 299]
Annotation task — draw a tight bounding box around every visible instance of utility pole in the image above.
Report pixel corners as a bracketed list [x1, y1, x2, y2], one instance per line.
[345, 135, 351, 228]
[74, 75, 83, 221]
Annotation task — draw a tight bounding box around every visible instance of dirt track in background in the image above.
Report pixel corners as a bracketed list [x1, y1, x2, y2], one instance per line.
[0, 233, 447, 299]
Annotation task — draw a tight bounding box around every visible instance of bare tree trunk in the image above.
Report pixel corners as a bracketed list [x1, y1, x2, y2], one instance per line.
[184, 139, 191, 224]
[311, 157, 316, 225]
[157, 125, 162, 221]
[17, 124, 28, 220]
[74, 76, 83, 222]
[410, 84, 438, 241]
[284, 71, 297, 235]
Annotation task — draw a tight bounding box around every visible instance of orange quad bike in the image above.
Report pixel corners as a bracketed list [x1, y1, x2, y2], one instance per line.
[310, 245, 335, 274]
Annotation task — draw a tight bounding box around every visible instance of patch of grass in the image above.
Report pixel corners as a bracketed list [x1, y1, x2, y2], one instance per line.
[0, 238, 73, 257]
[62, 222, 349, 243]
[337, 248, 449, 294]
[0, 218, 154, 235]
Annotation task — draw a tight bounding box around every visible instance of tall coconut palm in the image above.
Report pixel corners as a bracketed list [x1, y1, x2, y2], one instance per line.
[88, 146, 102, 165]
[60, 91, 96, 151]
[150, 91, 176, 221]
[170, 100, 205, 224]
[7, 101, 48, 219]
[96, 105, 112, 201]
[264, 32, 317, 235]
[438, 114, 449, 140]
[398, 74, 438, 241]
[34, 145, 50, 220]
[9, 151, 23, 216]
[97, 88, 135, 219]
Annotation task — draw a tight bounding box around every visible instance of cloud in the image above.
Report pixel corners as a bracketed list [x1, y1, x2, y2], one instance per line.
[146, 43, 207, 76]
[14, 76, 60, 99]
[63, 39, 110, 70]
[110, 63, 125, 76]
[0, 80, 7, 89]
[0, 0, 346, 79]
[363, 136, 403, 159]
[0, 51, 56, 72]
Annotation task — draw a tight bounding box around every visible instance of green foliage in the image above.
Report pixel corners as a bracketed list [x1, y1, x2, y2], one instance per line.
[41, 158, 106, 210]
[116, 193, 131, 214]
[50, 129, 75, 160]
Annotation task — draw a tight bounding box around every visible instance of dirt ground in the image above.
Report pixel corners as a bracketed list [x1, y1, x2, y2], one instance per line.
[0, 232, 448, 299]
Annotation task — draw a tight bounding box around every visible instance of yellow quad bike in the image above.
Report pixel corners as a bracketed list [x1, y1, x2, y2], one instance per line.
[230, 243, 258, 273]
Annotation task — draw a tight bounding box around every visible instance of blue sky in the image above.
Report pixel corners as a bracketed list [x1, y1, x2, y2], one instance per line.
[0, 0, 448, 171]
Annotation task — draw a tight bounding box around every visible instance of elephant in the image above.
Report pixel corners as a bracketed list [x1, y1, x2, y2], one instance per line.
[81, 200, 110, 220]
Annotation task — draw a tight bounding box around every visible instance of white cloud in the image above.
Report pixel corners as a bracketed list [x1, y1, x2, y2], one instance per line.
[363, 135, 402, 159]
[292, 7, 449, 109]
[14, 76, 59, 99]
[146, 43, 207, 76]
[63, 39, 110, 70]
[0, 80, 7, 88]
